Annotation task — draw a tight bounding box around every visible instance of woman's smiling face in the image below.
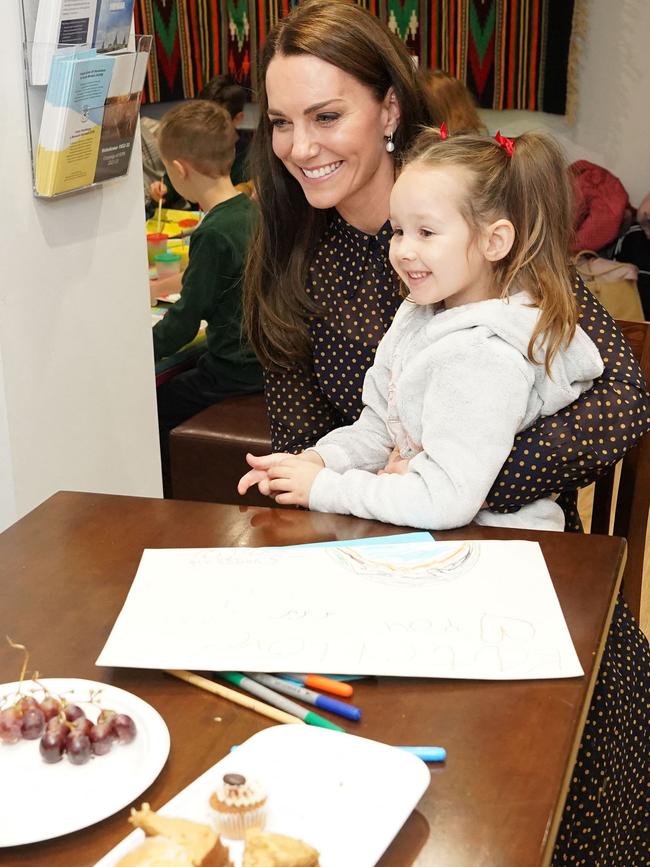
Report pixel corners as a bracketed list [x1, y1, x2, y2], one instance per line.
[266, 53, 399, 229]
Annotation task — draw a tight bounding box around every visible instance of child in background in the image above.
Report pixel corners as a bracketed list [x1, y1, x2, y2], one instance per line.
[149, 74, 250, 209]
[418, 69, 486, 134]
[238, 129, 604, 530]
[154, 100, 263, 496]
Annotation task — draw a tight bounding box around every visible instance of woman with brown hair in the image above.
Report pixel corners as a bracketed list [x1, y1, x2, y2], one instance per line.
[242, 2, 649, 863]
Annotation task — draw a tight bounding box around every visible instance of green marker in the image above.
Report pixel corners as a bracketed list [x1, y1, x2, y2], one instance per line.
[216, 671, 345, 732]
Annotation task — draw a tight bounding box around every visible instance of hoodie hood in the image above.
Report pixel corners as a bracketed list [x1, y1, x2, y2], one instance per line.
[415, 290, 604, 417]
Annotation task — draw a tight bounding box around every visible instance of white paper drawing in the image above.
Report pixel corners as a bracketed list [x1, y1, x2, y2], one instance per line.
[96, 540, 583, 680]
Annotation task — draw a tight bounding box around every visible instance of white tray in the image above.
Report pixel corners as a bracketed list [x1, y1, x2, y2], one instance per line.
[95, 724, 431, 866]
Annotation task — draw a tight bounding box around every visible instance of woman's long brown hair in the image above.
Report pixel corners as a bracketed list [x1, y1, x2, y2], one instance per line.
[244, 0, 429, 370]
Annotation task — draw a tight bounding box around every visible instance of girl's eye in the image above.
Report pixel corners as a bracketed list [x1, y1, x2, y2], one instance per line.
[316, 113, 340, 124]
[269, 118, 289, 129]
[419, 228, 435, 238]
[391, 228, 403, 238]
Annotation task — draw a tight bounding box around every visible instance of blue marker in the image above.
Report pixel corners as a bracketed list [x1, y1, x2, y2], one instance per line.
[247, 672, 362, 722]
[399, 746, 447, 763]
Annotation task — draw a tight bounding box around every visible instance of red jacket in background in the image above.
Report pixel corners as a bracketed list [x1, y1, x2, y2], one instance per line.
[570, 160, 630, 254]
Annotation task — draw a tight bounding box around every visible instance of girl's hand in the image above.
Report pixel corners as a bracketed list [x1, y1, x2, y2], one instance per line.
[379, 458, 410, 475]
[238, 451, 324, 497]
[238, 452, 290, 497]
[266, 457, 324, 507]
[377, 446, 410, 475]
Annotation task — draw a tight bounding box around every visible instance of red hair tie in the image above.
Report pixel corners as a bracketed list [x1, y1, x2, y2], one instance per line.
[439, 121, 449, 140]
[494, 130, 515, 157]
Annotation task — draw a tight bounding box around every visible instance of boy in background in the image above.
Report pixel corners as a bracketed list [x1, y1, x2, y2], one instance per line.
[153, 100, 263, 495]
[148, 74, 250, 209]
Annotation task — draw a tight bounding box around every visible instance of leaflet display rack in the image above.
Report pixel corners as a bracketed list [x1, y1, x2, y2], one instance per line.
[20, 0, 152, 199]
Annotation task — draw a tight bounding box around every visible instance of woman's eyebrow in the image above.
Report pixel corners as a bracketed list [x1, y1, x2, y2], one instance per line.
[267, 98, 345, 116]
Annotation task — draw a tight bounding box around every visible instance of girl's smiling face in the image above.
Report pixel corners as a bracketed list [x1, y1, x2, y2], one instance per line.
[266, 53, 399, 230]
[389, 164, 497, 308]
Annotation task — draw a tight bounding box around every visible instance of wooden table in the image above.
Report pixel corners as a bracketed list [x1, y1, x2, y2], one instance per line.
[0, 492, 625, 867]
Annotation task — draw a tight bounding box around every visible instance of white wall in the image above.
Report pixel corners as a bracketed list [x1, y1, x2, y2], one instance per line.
[480, 0, 650, 207]
[0, 4, 162, 529]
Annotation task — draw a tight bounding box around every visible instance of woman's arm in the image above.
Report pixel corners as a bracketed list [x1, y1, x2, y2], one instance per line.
[264, 363, 347, 453]
[486, 274, 650, 513]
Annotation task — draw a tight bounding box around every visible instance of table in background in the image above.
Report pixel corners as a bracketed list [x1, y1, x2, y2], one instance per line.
[0, 493, 625, 867]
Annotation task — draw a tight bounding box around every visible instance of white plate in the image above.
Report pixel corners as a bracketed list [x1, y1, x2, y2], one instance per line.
[96, 725, 431, 867]
[0, 678, 170, 847]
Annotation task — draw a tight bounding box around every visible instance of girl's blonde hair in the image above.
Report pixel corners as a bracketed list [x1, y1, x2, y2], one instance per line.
[404, 128, 578, 371]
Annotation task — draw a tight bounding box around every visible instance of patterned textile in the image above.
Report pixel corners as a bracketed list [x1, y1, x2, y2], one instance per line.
[135, 0, 584, 115]
[428, 0, 584, 114]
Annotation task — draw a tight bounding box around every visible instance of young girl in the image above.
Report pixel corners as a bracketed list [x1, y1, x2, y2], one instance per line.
[239, 129, 604, 531]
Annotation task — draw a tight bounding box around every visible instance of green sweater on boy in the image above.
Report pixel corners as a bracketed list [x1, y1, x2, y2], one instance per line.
[152, 193, 262, 389]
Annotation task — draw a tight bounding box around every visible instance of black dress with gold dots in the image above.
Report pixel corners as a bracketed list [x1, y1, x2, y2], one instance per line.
[264, 213, 650, 865]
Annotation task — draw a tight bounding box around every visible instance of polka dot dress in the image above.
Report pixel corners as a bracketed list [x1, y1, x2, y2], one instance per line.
[265, 214, 401, 452]
[264, 212, 650, 863]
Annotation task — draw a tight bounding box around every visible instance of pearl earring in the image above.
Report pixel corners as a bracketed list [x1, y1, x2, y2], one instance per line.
[385, 132, 395, 153]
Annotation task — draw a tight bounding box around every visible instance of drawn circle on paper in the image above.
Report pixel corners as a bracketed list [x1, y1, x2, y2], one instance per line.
[333, 541, 480, 587]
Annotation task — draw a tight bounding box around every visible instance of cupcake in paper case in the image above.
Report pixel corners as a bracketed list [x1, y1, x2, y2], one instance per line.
[209, 773, 267, 840]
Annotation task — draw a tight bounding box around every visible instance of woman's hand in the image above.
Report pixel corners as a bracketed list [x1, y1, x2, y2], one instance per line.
[238, 451, 324, 498]
[266, 456, 324, 507]
[149, 180, 168, 204]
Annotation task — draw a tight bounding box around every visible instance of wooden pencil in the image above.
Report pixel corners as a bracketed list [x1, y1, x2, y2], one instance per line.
[165, 669, 304, 726]
[156, 185, 164, 233]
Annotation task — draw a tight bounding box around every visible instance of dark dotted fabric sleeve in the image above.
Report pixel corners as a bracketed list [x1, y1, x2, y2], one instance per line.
[486, 274, 650, 526]
[265, 362, 347, 454]
[265, 215, 401, 453]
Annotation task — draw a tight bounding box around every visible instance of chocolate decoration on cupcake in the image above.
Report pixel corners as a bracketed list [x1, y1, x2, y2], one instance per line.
[223, 773, 246, 786]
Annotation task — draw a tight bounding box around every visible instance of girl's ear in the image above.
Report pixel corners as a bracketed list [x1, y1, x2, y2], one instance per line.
[482, 219, 515, 262]
[382, 86, 402, 137]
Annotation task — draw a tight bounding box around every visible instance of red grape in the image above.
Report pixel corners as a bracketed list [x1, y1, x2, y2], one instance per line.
[65, 731, 91, 765]
[40, 696, 62, 721]
[0, 708, 21, 745]
[21, 707, 45, 740]
[39, 728, 66, 763]
[97, 709, 116, 727]
[16, 695, 40, 717]
[72, 717, 93, 738]
[64, 703, 85, 723]
[89, 722, 115, 756]
[46, 716, 69, 734]
[112, 713, 137, 744]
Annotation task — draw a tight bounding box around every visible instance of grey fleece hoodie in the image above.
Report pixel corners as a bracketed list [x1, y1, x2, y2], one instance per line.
[309, 291, 604, 531]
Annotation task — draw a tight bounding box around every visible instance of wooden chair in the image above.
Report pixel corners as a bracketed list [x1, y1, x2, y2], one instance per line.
[590, 320, 650, 620]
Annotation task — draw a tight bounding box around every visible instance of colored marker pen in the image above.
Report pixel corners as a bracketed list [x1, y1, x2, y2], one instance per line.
[399, 746, 447, 762]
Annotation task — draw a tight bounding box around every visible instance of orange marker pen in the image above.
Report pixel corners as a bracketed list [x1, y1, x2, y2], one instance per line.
[281, 673, 354, 698]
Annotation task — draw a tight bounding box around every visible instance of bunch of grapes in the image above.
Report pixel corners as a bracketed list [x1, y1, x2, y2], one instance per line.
[0, 691, 137, 765]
